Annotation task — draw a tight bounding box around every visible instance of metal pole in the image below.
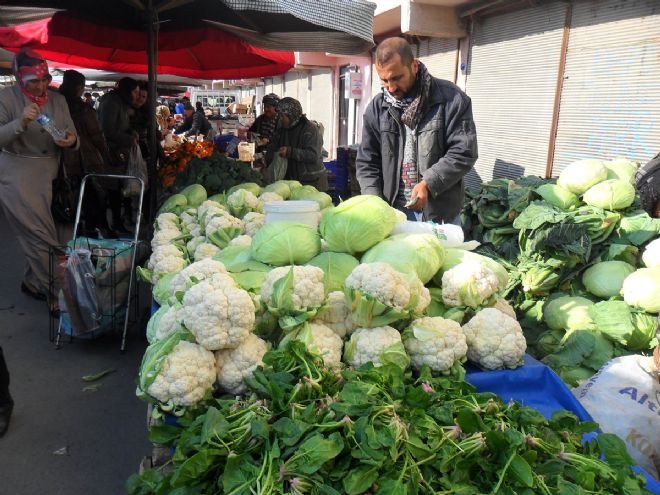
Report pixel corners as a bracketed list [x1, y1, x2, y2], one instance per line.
[146, 0, 159, 228]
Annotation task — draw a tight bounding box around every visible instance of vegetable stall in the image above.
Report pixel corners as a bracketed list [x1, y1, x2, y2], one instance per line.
[127, 156, 660, 494]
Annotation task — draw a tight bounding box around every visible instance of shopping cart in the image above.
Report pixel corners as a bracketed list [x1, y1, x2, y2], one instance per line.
[48, 174, 146, 352]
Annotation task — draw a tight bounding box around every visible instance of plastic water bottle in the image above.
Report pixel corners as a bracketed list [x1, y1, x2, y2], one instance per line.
[36, 114, 66, 141]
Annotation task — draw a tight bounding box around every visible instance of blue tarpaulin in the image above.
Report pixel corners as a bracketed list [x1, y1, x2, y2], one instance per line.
[466, 355, 660, 494]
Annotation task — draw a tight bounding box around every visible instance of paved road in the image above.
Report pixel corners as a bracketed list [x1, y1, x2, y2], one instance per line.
[0, 211, 151, 495]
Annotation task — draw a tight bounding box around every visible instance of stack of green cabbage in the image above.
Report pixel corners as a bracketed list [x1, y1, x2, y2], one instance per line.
[462, 157, 660, 386]
[138, 182, 535, 414]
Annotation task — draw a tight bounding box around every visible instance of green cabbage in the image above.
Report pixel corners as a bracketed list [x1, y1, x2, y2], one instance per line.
[557, 159, 607, 194]
[642, 238, 660, 268]
[158, 194, 188, 214]
[306, 252, 359, 293]
[535, 184, 579, 211]
[207, 193, 227, 205]
[213, 245, 270, 273]
[262, 181, 291, 199]
[616, 210, 660, 246]
[605, 158, 638, 183]
[434, 248, 509, 288]
[589, 300, 657, 350]
[251, 221, 321, 266]
[320, 195, 404, 255]
[228, 182, 261, 197]
[621, 267, 660, 313]
[280, 180, 303, 192]
[582, 260, 635, 298]
[583, 179, 635, 211]
[230, 271, 269, 293]
[179, 184, 207, 207]
[153, 273, 176, 306]
[290, 186, 333, 209]
[361, 234, 445, 284]
[543, 295, 595, 331]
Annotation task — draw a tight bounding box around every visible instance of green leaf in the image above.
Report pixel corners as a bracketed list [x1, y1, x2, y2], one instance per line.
[596, 433, 635, 470]
[285, 432, 344, 475]
[455, 408, 484, 433]
[201, 407, 230, 444]
[170, 450, 218, 487]
[508, 454, 533, 487]
[221, 454, 259, 494]
[148, 424, 182, 445]
[342, 465, 379, 495]
[272, 417, 310, 447]
[375, 478, 408, 495]
[81, 368, 116, 382]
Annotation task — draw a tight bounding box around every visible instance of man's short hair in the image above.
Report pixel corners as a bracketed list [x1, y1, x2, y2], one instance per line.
[376, 37, 415, 67]
[84, 92, 92, 98]
[183, 103, 194, 111]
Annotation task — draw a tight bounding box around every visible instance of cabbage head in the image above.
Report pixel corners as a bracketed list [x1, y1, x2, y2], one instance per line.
[179, 184, 207, 207]
[213, 244, 271, 273]
[535, 184, 579, 211]
[159, 194, 188, 214]
[306, 252, 359, 293]
[434, 248, 509, 288]
[290, 186, 333, 209]
[583, 179, 635, 210]
[280, 180, 303, 192]
[605, 158, 638, 183]
[320, 195, 403, 255]
[262, 181, 291, 199]
[557, 159, 607, 194]
[621, 267, 660, 313]
[251, 221, 321, 266]
[228, 182, 261, 197]
[589, 300, 657, 350]
[642, 238, 660, 268]
[543, 295, 595, 331]
[582, 260, 635, 298]
[361, 233, 445, 284]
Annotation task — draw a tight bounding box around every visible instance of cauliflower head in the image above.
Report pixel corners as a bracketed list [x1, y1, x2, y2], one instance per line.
[146, 340, 216, 406]
[243, 212, 266, 237]
[205, 212, 244, 248]
[403, 317, 467, 372]
[155, 212, 180, 231]
[198, 200, 226, 220]
[227, 189, 260, 218]
[314, 291, 355, 338]
[285, 322, 343, 367]
[147, 245, 187, 284]
[229, 235, 252, 248]
[441, 261, 500, 309]
[344, 326, 406, 368]
[261, 265, 325, 312]
[215, 333, 268, 395]
[151, 227, 182, 249]
[147, 303, 185, 343]
[186, 235, 206, 258]
[169, 258, 227, 295]
[182, 280, 255, 350]
[194, 242, 220, 261]
[346, 263, 410, 309]
[462, 308, 526, 370]
[179, 208, 198, 227]
[489, 298, 516, 319]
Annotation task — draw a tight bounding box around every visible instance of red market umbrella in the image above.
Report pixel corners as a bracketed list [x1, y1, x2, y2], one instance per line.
[0, 13, 294, 79]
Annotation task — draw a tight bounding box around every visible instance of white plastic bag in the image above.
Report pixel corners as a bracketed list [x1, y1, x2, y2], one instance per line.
[122, 144, 148, 197]
[59, 249, 101, 335]
[391, 221, 466, 248]
[574, 355, 660, 478]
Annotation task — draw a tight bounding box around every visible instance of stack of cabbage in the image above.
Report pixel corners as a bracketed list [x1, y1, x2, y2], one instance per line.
[462, 157, 660, 386]
[137, 180, 529, 412]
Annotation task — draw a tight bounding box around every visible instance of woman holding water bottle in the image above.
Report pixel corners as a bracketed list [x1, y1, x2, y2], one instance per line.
[0, 48, 78, 313]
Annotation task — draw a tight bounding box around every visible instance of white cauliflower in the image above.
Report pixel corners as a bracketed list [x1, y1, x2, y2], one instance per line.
[186, 235, 206, 258]
[146, 340, 216, 406]
[229, 235, 252, 248]
[243, 212, 266, 237]
[154, 304, 185, 342]
[259, 192, 284, 204]
[198, 200, 226, 220]
[489, 298, 517, 319]
[442, 261, 500, 309]
[462, 308, 526, 370]
[169, 258, 227, 296]
[403, 317, 467, 372]
[215, 333, 268, 395]
[188, 223, 202, 238]
[147, 245, 187, 284]
[410, 277, 431, 316]
[155, 212, 180, 231]
[194, 242, 220, 261]
[343, 326, 404, 368]
[205, 212, 244, 245]
[300, 322, 343, 366]
[261, 265, 325, 311]
[179, 208, 198, 227]
[181, 280, 255, 350]
[151, 226, 182, 249]
[227, 189, 260, 217]
[346, 262, 410, 310]
[314, 291, 354, 338]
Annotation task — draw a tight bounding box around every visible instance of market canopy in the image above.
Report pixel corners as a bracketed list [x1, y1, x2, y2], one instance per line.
[0, 12, 295, 79]
[0, 0, 375, 56]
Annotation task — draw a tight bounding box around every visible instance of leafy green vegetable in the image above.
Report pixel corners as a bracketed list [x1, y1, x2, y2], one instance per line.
[582, 260, 635, 298]
[82, 368, 116, 382]
[583, 179, 635, 211]
[251, 221, 321, 266]
[306, 252, 359, 293]
[178, 184, 207, 207]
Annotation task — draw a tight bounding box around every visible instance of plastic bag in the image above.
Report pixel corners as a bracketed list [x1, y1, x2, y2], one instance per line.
[122, 144, 148, 197]
[391, 220, 466, 248]
[574, 355, 660, 478]
[263, 154, 287, 184]
[59, 249, 100, 335]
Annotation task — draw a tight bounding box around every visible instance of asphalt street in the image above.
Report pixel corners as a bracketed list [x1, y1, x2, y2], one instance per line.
[0, 209, 151, 495]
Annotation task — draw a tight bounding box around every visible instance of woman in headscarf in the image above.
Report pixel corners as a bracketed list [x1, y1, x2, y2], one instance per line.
[59, 69, 111, 236]
[267, 97, 328, 191]
[0, 48, 78, 310]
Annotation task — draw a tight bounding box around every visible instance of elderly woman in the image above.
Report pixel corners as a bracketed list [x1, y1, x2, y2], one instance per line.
[0, 49, 78, 310]
[268, 97, 328, 191]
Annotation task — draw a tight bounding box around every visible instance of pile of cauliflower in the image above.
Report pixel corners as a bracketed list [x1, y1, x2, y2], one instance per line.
[140, 184, 528, 411]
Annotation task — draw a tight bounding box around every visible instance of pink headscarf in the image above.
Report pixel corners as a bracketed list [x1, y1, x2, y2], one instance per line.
[12, 48, 51, 107]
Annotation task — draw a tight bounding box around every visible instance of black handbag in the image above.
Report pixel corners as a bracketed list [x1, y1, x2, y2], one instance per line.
[51, 155, 79, 224]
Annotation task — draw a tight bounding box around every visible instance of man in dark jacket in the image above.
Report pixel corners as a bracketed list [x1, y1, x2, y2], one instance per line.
[249, 93, 280, 152]
[175, 103, 212, 138]
[268, 97, 328, 191]
[357, 37, 478, 223]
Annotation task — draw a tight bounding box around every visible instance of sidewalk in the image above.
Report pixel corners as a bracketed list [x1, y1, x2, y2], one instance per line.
[0, 210, 150, 495]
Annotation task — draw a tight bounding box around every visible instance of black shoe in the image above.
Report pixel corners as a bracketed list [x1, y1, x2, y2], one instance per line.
[0, 398, 14, 438]
[20, 282, 46, 301]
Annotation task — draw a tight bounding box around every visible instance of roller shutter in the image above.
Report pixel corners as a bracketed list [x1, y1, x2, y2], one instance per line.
[418, 37, 458, 83]
[309, 69, 334, 152]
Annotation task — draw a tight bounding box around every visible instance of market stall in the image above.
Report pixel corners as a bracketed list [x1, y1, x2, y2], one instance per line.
[127, 153, 660, 493]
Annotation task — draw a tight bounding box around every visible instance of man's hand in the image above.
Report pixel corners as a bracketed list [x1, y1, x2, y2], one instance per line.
[21, 103, 40, 129]
[408, 180, 429, 210]
[54, 130, 77, 148]
[259, 137, 269, 146]
[278, 146, 288, 157]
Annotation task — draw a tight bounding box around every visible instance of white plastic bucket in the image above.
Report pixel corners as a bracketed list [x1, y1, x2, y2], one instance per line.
[264, 200, 320, 229]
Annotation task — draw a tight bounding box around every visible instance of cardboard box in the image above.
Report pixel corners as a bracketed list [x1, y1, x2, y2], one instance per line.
[227, 103, 249, 114]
